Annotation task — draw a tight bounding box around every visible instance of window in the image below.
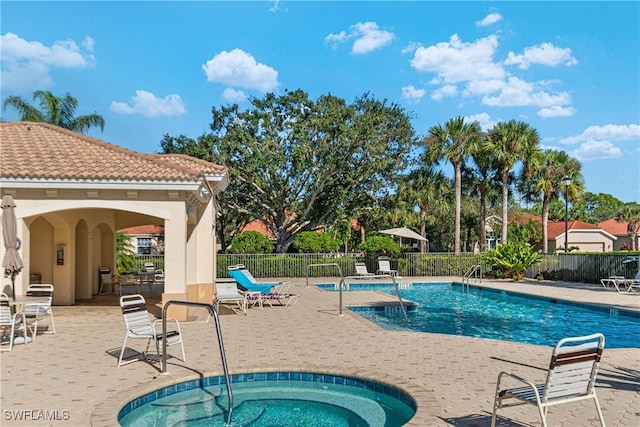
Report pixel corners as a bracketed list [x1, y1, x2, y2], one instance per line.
[137, 237, 152, 255]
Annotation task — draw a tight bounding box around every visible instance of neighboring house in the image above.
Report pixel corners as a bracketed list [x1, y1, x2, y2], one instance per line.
[0, 122, 228, 318]
[120, 225, 165, 255]
[599, 218, 640, 251]
[508, 212, 616, 253]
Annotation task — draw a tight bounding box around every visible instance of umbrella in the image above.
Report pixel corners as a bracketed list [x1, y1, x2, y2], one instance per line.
[2, 195, 24, 300]
[379, 227, 427, 241]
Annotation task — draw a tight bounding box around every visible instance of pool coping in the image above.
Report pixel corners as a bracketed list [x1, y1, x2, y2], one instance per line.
[90, 364, 440, 426]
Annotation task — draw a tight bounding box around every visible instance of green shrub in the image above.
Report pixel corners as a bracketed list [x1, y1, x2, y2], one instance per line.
[293, 231, 340, 253]
[227, 231, 274, 254]
[360, 236, 400, 255]
[482, 242, 543, 281]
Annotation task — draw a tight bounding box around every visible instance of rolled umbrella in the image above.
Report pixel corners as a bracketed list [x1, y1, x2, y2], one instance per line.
[2, 195, 24, 300]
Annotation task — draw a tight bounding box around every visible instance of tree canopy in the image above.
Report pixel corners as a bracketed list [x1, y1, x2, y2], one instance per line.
[161, 89, 416, 252]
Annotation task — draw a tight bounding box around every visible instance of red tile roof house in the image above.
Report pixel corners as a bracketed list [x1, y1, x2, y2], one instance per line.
[599, 218, 640, 251]
[510, 212, 617, 252]
[120, 224, 165, 255]
[0, 122, 229, 320]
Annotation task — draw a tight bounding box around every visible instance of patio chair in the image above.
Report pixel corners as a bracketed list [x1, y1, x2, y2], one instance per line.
[376, 256, 398, 277]
[0, 293, 23, 352]
[99, 266, 116, 294]
[214, 281, 248, 315]
[118, 294, 185, 367]
[227, 264, 284, 294]
[491, 333, 606, 427]
[138, 272, 156, 294]
[118, 273, 141, 296]
[354, 262, 375, 278]
[242, 282, 299, 310]
[19, 284, 56, 339]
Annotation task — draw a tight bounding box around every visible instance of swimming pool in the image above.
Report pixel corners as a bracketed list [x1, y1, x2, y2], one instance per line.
[318, 282, 640, 348]
[118, 371, 416, 426]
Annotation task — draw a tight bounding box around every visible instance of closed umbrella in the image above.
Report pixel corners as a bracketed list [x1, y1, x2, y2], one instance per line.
[2, 195, 24, 300]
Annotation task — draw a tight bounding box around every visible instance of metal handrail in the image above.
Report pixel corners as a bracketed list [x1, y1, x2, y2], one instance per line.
[342, 274, 409, 323]
[161, 301, 233, 426]
[462, 264, 483, 286]
[306, 263, 343, 287]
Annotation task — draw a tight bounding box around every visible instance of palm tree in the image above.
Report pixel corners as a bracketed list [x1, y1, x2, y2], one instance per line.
[615, 203, 640, 251]
[485, 120, 540, 245]
[524, 149, 583, 253]
[424, 117, 481, 254]
[2, 90, 105, 133]
[398, 166, 451, 252]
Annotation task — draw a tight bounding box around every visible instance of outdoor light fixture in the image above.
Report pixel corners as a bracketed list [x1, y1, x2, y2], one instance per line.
[564, 177, 571, 253]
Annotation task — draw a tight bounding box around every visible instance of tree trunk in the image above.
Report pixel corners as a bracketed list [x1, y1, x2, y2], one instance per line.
[454, 162, 462, 255]
[479, 191, 487, 251]
[420, 210, 426, 253]
[501, 168, 509, 245]
[541, 196, 550, 253]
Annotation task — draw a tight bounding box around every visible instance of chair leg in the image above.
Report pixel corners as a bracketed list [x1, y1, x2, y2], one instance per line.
[117, 335, 129, 367]
[490, 390, 500, 427]
[45, 310, 56, 334]
[593, 395, 606, 427]
[537, 404, 548, 427]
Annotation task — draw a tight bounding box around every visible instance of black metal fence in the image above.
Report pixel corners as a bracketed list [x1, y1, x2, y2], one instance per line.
[133, 252, 639, 284]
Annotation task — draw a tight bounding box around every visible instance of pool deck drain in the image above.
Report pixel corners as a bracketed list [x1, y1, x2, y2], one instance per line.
[0, 277, 638, 426]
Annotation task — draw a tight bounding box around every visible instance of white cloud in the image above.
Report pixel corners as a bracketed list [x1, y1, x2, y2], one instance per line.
[410, 34, 505, 83]
[110, 90, 186, 118]
[401, 41, 421, 54]
[476, 13, 503, 27]
[537, 105, 576, 118]
[481, 76, 572, 108]
[400, 85, 426, 102]
[202, 49, 279, 92]
[0, 32, 95, 92]
[569, 140, 622, 161]
[559, 124, 640, 145]
[324, 22, 394, 54]
[465, 112, 497, 131]
[505, 42, 578, 69]
[431, 84, 457, 101]
[268, 0, 279, 13]
[222, 88, 247, 102]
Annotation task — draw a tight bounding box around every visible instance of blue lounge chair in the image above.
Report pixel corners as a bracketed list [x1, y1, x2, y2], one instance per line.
[227, 264, 282, 294]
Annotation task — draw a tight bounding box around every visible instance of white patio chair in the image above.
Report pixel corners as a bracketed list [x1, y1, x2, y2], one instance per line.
[98, 267, 116, 294]
[354, 262, 375, 278]
[20, 284, 56, 339]
[118, 294, 185, 367]
[214, 281, 247, 315]
[0, 293, 23, 352]
[376, 256, 398, 277]
[491, 333, 606, 427]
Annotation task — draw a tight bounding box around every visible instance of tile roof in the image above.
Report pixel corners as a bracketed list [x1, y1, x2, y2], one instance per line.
[0, 122, 226, 183]
[120, 225, 164, 235]
[599, 218, 634, 236]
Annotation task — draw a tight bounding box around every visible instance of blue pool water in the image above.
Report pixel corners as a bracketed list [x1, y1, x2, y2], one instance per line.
[318, 282, 640, 348]
[118, 372, 416, 426]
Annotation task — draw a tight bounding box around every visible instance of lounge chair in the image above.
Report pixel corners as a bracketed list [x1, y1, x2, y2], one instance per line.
[214, 281, 248, 314]
[241, 282, 299, 310]
[0, 293, 23, 352]
[603, 270, 640, 293]
[354, 262, 375, 278]
[227, 264, 286, 294]
[19, 284, 56, 338]
[491, 333, 606, 427]
[376, 256, 398, 277]
[118, 294, 185, 367]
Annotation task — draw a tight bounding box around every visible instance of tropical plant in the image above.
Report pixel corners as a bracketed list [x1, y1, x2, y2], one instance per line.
[485, 120, 540, 246]
[116, 232, 136, 274]
[227, 231, 274, 254]
[161, 89, 415, 253]
[424, 117, 481, 255]
[2, 90, 105, 133]
[482, 241, 543, 281]
[521, 149, 583, 253]
[293, 231, 340, 253]
[360, 236, 400, 255]
[615, 202, 640, 251]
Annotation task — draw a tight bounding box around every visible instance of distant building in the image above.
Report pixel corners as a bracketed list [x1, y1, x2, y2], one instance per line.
[120, 225, 165, 255]
[599, 218, 639, 251]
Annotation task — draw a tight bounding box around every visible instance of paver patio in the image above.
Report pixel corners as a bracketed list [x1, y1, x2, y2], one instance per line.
[1, 277, 638, 426]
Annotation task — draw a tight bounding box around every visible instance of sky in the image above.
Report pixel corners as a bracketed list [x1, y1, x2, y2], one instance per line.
[1, 1, 639, 203]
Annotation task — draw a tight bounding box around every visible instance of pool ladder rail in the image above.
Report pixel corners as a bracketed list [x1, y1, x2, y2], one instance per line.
[161, 301, 234, 426]
[463, 264, 483, 288]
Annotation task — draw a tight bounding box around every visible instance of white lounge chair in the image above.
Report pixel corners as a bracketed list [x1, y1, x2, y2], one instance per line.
[354, 262, 375, 277]
[0, 293, 23, 352]
[243, 282, 299, 310]
[491, 333, 606, 427]
[376, 256, 398, 277]
[118, 294, 185, 367]
[603, 270, 640, 293]
[19, 284, 56, 338]
[214, 281, 248, 314]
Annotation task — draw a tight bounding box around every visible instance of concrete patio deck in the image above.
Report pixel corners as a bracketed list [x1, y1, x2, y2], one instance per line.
[1, 277, 638, 426]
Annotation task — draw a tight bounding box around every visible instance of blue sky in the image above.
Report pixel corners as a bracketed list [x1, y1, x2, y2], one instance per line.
[1, 1, 639, 203]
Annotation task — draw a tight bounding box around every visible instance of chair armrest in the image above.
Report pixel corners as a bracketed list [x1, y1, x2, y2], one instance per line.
[152, 318, 182, 335]
[495, 371, 541, 398]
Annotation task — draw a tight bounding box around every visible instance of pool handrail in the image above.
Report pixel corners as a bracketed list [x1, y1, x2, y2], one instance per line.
[161, 300, 234, 426]
[342, 274, 409, 323]
[306, 263, 343, 287]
